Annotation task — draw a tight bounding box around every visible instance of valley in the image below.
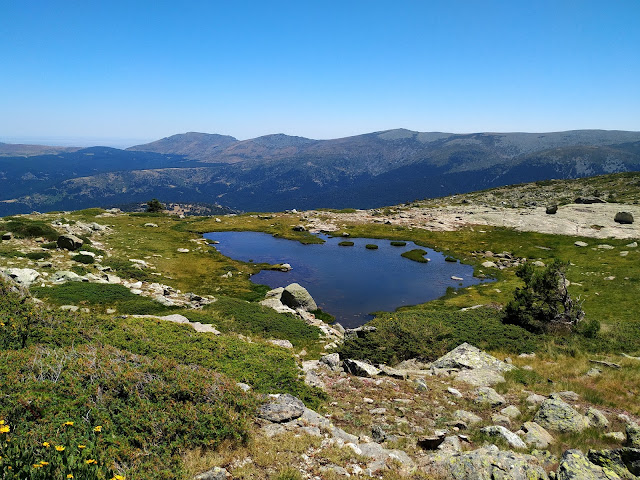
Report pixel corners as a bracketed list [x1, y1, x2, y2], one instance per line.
[0, 173, 639, 479]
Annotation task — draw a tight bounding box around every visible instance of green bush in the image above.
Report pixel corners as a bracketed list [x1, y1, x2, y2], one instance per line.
[365, 244, 378, 250]
[503, 259, 584, 333]
[338, 241, 354, 246]
[25, 252, 51, 260]
[390, 241, 407, 247]
[73, 254, 95, 264]
[2, 218, 58, 241]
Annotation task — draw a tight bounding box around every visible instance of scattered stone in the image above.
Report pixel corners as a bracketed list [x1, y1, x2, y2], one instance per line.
[586, 368, 602, 377]
[1, 232, 12, 240]
[589, 359, 621, 369]
[438, 435, 462, 452]
[626, 242, 638, 248]
[447, 387, 463, 398]
[192, 466, 230, 480]
[57, 234, 83, 251]
[557, 449, 622, 480]
[598, 244, 615, 250]
[320, 353, 341, 370]
[414, 378, 429, 391]
[546, 205, 558, 214]
[620, 251, 629, 257]
[371, 424, 386, 443]
[481, 261, 497, 268]
[554, 391, 580, 402]
[258, 394, 305, 423]
[533, 398, 589, 433]
[575, 196, 606, 204]
[491, 414, 512, 427]
[144, 223, 158, 227]
[604, 432, 626, 443]
[533, 260, 546, 267]
[575, 241, 589, 247]
[343, 359, 381, 377]
[417, 432, 447, 450]
[481, 425, 527, 448]
[522, 421, 555, 448]
[53, 270, 86, 283]
[268, 339, 293, 349]
[370, 407, 387, 415]
[59, 305, 79, 312]
[586, 408, 610, 429]
[453, 410, 482, 426]
[474, 386, 506, 406]
[379, 364, 407, 379]
[451, 276, 464, 281]
[280, 283, 317, 311]
[292, 225, 306, 232]
[177, 248, 190, 253]
[236, 383, 251, 392]
[527, 393, 547, 405]
[501, 405, 522, 419]
[614, 212, 634, 224]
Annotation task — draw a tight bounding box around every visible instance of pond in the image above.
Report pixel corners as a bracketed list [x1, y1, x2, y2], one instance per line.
[203, 231, 491, 328]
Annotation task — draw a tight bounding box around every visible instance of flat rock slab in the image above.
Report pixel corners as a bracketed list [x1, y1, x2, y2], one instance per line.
[258, 394, 305, 423]
[133, 314, 220, 334]
[455, 367, 505, 387]
[522, 421, 555, 448]
[481, 425, 527, 448]
[343, 358, 381, 377]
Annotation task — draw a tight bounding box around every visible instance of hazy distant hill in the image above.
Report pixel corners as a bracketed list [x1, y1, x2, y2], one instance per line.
[0, 142, 80, 157]
[1, 129, 640, 214]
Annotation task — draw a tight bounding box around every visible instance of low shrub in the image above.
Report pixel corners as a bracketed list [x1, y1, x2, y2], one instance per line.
[2, 218, 58, 241]
[73, 254, 95, 264]
[25, 252, 51, 261]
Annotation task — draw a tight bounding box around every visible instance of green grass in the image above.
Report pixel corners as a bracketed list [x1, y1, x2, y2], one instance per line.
[31, 283, 177, 314]
[73, 253, 95, 264]
[365, 244, 378, 249]
[400, 248, 429, 263]
[25, 251, 51, 260]
[338, 241, 354, 246]
[390, 241, 407, 247]
[1, 217, 59, 240]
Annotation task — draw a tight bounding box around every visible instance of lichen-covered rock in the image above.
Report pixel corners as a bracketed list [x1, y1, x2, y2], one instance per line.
[455, 367, 505, 387]
[343, 358, 381, 377]
[424, 445, 549, 479]
[557, 449, 621, 479]
[587, 408, 610, 429]
[533, 398, 589, 433]
[454, 409, 483, 426]
[280, 283, 317, 311]
[258, 394, 305, 423]
[57, 234, 83, 251]
[588, 448, 640, 479]
[626, 423, 640, 449]
[192, 467, 230, 480]
[2, 268, 40, 286]
[481, 425, 527, 448]
[522, 421, 555, 448]
[474, 386, 506, 406]
[320, 352, 341, 370]
[614, 212, 634, 224]
[432, 342, 514, 372]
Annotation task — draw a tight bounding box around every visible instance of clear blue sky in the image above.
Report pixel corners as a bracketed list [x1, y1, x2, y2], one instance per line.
[1, 0, 639, 147]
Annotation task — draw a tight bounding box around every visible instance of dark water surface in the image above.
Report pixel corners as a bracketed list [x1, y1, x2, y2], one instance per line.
[204, 231, 490, 328]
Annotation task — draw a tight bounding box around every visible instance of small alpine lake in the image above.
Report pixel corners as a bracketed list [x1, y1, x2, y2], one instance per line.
[204, 231, 492, 328]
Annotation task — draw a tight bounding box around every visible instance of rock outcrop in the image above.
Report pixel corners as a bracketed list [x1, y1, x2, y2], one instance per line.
[533, 398, 589, 433]
[280, 283, 317, 311]
[57, 234, 84, 251]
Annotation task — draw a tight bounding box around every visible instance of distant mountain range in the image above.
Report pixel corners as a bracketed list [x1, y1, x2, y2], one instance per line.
[1, 129, 639, 215]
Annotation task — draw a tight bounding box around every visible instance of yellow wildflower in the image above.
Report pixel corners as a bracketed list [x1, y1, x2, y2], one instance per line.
[67, 475, 73, 479]
[0, 425, 10, 433]
[78, 444, 86, 449]
[63, 421, 74, 426]
[0, 420, 4, 424]
[111, 475, 125, 480]
[42, 441, 50, 447]
[55, 445, 65, 452]
[32, 464, 42, 468]
[93, 425, 102, 432]
[85, 459, 97, 465]
[40, 461, 49, 466]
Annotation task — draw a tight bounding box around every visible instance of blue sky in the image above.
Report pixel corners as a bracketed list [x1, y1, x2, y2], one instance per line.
[1, 0, 639, 146]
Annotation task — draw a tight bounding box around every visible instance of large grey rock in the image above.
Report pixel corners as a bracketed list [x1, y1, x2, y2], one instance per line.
[258, 394, 305, 423]
[575, 196, 606, 204]
[280, 283, 317, 311]
[522, 421, 555, 448]
[432, 342, 514, 372]
[501, 405, 522, 419]
[546, 205, 558, 214]
[192, 467, 230, 480]
[343, 358, 381, 377]
[3, 268, 40, 286]
[557, 449, 621, 480]
[53, 270, 87, 283]
[319, 353, 341, 370]
[626, 423, 640, 448]
[588, 448, 640, 478]
[533, 398, 589, 433]
[481, 425, 527, 449]
[1, 232, 12, 240]
[614, 212, 634, 224]
[474, 387, 506, 406]
[426, 445, 548, 479]
[455, 367, 505, 387]
[57, 234, 83, 251]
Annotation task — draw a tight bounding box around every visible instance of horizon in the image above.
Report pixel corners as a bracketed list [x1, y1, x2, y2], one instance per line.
[3, 127, 640, 150]
[2, 1, 639, 143]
